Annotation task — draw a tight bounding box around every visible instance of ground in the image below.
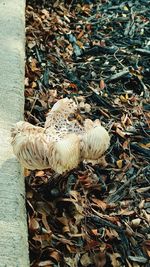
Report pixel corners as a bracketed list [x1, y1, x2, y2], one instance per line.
[25, 1, 150, 266]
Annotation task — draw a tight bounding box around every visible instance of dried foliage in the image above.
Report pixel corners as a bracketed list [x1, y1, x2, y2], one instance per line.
[25, 0, 150, 266]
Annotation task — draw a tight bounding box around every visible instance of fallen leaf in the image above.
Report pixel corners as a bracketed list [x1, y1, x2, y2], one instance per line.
[99, 79, 106, 90]
[116, 159, 123, 168]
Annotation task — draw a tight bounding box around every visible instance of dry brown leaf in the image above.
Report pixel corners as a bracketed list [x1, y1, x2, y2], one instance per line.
[109, 252, 121, 267]
[80, 253, 92, 266]
[91, 229, 98, 235]
[142, 240, 150, 258]
[93, 251, 106, 267]
[136, 186, 150, 193]
[42, 214, 52, 234]
[29, 58, 40, 72]
[131, 218, 141, 227]
[120, 95, 128, 103]
[77, 30, 84, 39]
[38, 260, 52, 266]
[28, 40, 36, 49]
[105, 229, 119, 240]
[116, 159, 123, 168]
[64, 256, 78, 267]
[139, 143, 150, 149]
[92, 198, 107, 211]
[99, 79, 106, 90]
[29, 218, 40, 231]
[118, 209, 134, 216]
[122, 140, 129, 150]
[49, 250, 62, 263]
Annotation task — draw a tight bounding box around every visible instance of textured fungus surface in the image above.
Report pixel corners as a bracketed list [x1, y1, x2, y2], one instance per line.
[11, 98, 110, 173]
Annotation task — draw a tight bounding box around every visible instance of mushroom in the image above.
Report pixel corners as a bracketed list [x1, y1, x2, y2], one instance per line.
[11, 98, 110, 173]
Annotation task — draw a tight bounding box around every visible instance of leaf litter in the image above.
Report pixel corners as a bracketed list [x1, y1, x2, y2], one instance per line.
[25, 0, 150, 266]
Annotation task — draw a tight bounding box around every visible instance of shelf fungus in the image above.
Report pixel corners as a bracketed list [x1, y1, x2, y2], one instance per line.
[11, 98, 110, 174]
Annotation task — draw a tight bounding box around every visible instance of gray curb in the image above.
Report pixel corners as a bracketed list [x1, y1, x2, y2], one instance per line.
[0, 1, 29, 266]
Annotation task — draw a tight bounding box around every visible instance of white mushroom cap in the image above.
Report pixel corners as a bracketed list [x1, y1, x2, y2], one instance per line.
[11, 98, 110, 173]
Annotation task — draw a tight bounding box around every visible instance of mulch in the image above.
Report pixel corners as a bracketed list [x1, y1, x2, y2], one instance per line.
[25, 1, 150, 266]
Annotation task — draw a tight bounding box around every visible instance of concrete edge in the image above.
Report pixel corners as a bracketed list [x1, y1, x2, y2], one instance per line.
[0, 1, 29, 266]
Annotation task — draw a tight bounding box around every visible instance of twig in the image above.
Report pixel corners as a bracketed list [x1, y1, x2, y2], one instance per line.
[107, 168, 143, 203]
[113, 48, 126, 68]
[106, 69, 129, 83]
[27, 92, 39, 120]
[134, 48, 150, 56]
